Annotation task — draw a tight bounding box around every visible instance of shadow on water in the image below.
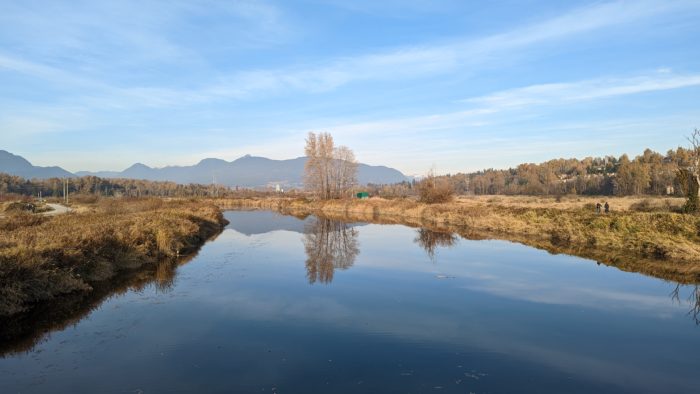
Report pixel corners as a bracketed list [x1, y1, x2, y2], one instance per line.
[303, 217, 359, 284]
[0, 240, 209, 358]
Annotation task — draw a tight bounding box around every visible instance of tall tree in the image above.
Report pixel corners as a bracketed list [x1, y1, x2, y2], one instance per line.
[332, 145, 358, 198]
[304, 132, 357, 199]
[681, 128, 700, 212]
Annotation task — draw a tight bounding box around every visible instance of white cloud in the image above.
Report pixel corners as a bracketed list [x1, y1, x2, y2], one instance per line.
[314, 71, 700, 139]
[192, 0, 700, 101]
[2, 0, 697, 107]
[466, 72, 700, 109]
[0, 0, 294, 66]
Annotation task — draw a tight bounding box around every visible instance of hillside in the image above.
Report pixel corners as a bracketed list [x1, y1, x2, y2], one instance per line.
[0, 150, 73, 180]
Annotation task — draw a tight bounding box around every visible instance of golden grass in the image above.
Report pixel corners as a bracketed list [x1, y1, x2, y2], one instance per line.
[0, 198, 226, 316]
[456, 195, 684, 212]
[215, 196, 700, 283]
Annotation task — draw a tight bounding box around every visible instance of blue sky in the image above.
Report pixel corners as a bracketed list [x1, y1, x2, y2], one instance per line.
[1, 0, 699, 175]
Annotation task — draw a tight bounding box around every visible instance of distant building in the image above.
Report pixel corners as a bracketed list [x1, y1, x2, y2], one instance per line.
[356, 192, 369, 199]
[666, 185, 675, 195]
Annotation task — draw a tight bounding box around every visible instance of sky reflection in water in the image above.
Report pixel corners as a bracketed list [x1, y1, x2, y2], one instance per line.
[1, 210, 699, 393]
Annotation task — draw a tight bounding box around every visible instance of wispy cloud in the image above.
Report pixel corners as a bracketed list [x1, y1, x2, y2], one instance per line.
[321, 71, 700, 138]
[2, 0, 697, 107]
[465, 71, 700, 109]
[2, 1, 699, 173]
[191, 0, 700, 101]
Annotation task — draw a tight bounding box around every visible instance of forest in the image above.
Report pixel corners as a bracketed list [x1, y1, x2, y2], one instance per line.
[372, 147, 691, 197]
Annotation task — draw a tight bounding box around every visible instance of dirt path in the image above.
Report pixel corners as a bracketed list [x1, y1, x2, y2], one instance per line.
[43, 203, 72, 216]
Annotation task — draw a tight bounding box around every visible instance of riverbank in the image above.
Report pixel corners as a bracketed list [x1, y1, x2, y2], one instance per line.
[0, 198, 226, 316]
[215, 196, 700, 283]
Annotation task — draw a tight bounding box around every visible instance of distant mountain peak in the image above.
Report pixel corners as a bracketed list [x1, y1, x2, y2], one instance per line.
[2, 150, 408, 186]
[197, 157, 228, 165]
[0, 150, 32, 166]
[126, 163, 151, 170]
[0, 150, 73, 179]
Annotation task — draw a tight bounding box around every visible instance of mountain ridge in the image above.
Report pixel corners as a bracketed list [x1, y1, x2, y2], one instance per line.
[0, 150, 74, 179]
[1, 150, 408, 186]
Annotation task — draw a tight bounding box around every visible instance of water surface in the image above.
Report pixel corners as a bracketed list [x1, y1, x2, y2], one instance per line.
[1, 210, 699, 393]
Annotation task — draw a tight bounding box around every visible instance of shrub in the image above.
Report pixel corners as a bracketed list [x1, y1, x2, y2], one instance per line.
[4, 202, 35, 213]
[417, 174, 454, 204]
[631, 198, 682, 213]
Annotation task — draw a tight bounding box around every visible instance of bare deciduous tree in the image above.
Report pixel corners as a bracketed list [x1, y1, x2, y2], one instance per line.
[680, 128, 700, 212]
[304, 132, 358, 199]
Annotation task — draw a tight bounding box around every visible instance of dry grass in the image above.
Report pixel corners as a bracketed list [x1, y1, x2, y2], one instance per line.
[455, 195, 684, 212]
[0, 198, 226, 316]
[216, 196, 700, 283]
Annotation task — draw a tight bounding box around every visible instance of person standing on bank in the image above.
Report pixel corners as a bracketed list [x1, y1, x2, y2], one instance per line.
[604, 201, 610, 213]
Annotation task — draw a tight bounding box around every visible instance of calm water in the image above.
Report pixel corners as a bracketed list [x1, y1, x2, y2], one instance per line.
[2, 210, 700, 393]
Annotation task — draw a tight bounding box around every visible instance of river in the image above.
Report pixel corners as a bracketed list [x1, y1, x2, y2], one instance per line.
[1, 210, 699, 393]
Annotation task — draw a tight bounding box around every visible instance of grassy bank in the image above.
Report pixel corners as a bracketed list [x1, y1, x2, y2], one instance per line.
[0, 198, 226, 316]
[0, 254, 198, 356]
[216, 196, 700, 283]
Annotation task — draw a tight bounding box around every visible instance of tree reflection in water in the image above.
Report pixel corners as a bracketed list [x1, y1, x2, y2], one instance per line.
[0, 258, 185, 356]
[303, 218, 359, 284]
[671, 284, 700, 325]
[414, 228, 458, 261]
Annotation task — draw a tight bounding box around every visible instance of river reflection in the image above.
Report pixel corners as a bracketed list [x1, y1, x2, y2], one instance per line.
[3, 210, 700, 393]
[671, 284, 700, 325]
[413, 228, 459, 261]
[0, 258, 189, 357]
[303, 218, 359, 284]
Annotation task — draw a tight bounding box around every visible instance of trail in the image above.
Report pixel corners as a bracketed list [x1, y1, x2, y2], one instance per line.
[42, 203, 72, 216]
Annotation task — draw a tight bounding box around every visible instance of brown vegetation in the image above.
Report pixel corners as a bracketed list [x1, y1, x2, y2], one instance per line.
[417, 172, 455, 203]
[216, 196, 700, 283]
[304, 131, 358, 199]
[0, 198, 226, 316]
[0, 172, 262, 200]
[362, 147, 689, 199]
[680, 128, 700, 212]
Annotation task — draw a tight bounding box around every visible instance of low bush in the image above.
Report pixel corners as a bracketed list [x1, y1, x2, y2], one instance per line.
[417, 175, 455, 204]
[630, 198, 682, 213]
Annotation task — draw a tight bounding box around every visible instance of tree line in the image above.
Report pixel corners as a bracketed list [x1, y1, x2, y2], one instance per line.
[367, 147, 695, 199]
[0, 174, 234, 200]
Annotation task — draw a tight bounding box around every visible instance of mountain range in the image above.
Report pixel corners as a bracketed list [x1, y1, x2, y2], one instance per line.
[0, 150, 408, 187]
[0, 150, 74, 179]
